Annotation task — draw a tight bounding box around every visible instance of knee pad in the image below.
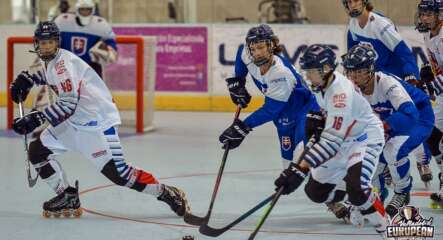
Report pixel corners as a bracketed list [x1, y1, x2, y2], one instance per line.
[304, 177, 336, 203]
[28, 139, 54, 179]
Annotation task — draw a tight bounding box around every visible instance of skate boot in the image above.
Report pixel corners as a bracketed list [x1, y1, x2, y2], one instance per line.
[383, 166, 392, 187]
[157, 185, 190, 217]
[42, 180, 82, 218]
[430, 173, 443, 209]
[349, 206, 388, 237]
[326, 202, 349, 223]
[417, 162, 433, 189]
[386, 192, 410, 217]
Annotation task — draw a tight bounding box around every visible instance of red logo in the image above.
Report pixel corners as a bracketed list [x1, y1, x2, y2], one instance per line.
[92, 150, 107, 158]
[55, 60, 67, 75]
[333, 93, 347, 108]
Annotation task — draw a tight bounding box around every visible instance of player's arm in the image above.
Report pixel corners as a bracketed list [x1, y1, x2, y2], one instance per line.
[42, 62, 81, 127]
[378, 21, 420, 81]
[383, 81, 419, 134]
[226, 45, 251, 108]
[10, 70, 47, 104]
[89, 19, 117, 64]
[420, 51, 443, 96]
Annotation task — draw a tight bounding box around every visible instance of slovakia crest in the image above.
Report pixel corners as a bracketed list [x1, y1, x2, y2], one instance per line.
[281, 136, 292, 151]
[71, 37, 88, 56]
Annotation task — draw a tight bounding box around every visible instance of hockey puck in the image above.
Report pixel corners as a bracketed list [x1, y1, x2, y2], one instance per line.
[182, 236, 194, 240]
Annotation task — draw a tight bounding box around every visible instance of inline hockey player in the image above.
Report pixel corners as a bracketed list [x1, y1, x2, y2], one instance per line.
[416, 0, 443, 208]
[218, 24, 316, 169]
[274, 44, 388, 235]
[9, 21, 189, 218]
[54, 0, 117, 77]
[343, 0, 434, 188]
[343, 45, 435, 217]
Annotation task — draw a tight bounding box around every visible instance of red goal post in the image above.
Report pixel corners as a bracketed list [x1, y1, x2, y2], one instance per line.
[6, 35, 156, 133]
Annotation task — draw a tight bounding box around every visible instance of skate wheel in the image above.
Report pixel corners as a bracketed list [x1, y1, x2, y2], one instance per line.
[73, 208, 83, 218]
[43, 210, 51, 218]
[62, 209, 71, 218]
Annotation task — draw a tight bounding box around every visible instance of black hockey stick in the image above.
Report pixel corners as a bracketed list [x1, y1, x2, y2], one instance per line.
[18, 100, 39, 187]
[199, 193, 275, 237]
[184, 106, 241, 226]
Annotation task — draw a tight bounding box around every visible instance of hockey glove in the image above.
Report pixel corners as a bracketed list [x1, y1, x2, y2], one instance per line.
[10, 71, 36, 103]
[226, 77, 251, 108]
[274, 162, 308, 195]
[305, 111, 325, 142]
[12, 110, 46, 135]
[219, 118, 251, 149]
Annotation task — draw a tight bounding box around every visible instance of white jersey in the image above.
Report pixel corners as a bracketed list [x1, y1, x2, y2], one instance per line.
[424, 29, 443, 75]
[314, 71, 384, 143]
[40, 49, 121, 131]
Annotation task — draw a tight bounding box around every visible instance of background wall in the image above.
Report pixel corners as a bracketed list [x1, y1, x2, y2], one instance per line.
[0, 0, 421, 26]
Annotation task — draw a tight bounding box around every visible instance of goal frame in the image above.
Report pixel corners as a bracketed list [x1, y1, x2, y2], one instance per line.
[6, 36, 151, 134]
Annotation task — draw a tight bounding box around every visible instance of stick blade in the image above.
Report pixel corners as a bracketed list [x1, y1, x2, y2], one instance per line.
[184, 211, 209, 226]
[199, 224, 227, 237]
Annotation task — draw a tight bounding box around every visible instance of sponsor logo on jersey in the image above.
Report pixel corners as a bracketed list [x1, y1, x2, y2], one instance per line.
[55, 59, 67, 75]
[92, 149, 107, 158]
[386, 205, 434, 239]
[71, 37, 88, 56]
[269, 77, 286, 84]
[333, 93, 347, 108]
[281, 136, 291, 151]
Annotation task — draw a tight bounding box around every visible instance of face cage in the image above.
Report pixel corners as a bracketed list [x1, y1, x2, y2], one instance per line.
[415, 9, 442, 33]
[246, 39, 274, 67]
[34, 37, 60, 62]
[344, 67, 374, 91]
[343, 0, 367, 17]
[302, 68, 327, 93]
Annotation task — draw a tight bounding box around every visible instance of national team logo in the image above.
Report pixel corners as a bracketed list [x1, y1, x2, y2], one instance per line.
[333, 93, 347, 108]
[71, 37, 88, 56]
[281, 136, 291, 151]
[386, 205, 434, 239]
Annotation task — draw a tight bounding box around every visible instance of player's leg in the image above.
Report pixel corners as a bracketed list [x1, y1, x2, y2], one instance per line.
[77, 126, 189, 216]
[31, 126, 81, 217]
[276, 126, 297, 169]
[412, 143, 433, 189]
[345, 143, 387, 234]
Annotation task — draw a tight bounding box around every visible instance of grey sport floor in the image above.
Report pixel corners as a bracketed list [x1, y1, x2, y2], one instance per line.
[1, 109, 442, 240]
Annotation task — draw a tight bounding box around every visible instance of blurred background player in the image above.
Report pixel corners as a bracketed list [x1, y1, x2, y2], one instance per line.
[416, 0, 443, 208]
[343, 0, 434, 189]
[343, 45, 435, 217]
[274, 44, 388, 236]
[48, 0, 70, 21]
[9, 21, 189, 218]
[54, 0, 117, 77]
[218, 24, 316, 169]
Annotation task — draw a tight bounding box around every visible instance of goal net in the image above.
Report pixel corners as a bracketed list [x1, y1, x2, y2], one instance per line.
[6, 36, 156, 133]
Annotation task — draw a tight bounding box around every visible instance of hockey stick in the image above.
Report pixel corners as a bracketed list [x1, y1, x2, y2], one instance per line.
[184, 106, 241, 226]
[199, 193, 275, 237]
[199, 136, 317, 237]
[18, 100, 39, 187]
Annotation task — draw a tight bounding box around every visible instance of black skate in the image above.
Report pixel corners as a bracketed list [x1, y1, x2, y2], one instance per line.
[430, 173, 443, 209]
[326, 202, 349, 223]
[42, 180, 82, 218]
[157, 185, 189, 217]
[417, 162, 432, 189]
[386, 192, 410, 217]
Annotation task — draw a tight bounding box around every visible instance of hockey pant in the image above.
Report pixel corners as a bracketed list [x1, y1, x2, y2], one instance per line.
[28, 122, 161, 196]
[304, 140, 384, 214]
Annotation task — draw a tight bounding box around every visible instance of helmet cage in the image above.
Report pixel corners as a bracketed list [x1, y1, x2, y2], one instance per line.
[342, 0, 369, 17]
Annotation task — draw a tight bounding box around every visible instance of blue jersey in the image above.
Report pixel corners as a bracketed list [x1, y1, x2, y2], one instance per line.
[347, 12, 419, 80]
[54, 13, 117, 65]
[363, 72, 434, 136]
[233, 45, 314, 129]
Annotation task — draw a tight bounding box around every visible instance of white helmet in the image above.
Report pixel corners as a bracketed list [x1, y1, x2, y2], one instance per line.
[75, 0, 95, 26]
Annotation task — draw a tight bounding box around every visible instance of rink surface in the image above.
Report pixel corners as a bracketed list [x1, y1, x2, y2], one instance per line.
[1, 110, 442, 240]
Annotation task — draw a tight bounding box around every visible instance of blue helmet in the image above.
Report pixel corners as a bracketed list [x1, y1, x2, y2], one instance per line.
[342, 0, 369, 17]
[416, 0, 443, 32]
[299, 44, 337, 70]
[342, 44, 376, 72]
[34, 21, 60, 61]
[245, 24, 275, 66]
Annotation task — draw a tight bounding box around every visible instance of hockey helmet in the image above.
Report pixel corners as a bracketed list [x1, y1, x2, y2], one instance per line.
[342, 0, 369, 18]
[245, 24, 275, 67]
[416, 0, 443, 32]
[75, 0, 95, 26]
[342, 44, 377, 93]
[34, 21, 60, 61]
